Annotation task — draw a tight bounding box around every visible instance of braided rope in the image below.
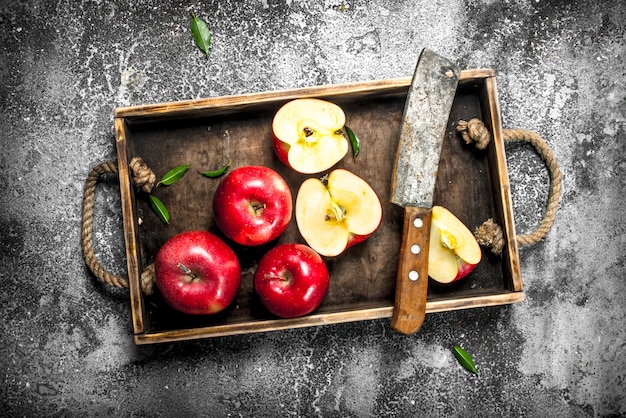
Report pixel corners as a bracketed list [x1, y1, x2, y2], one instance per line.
[501, 128, 562, 247]
[81, 158, 156, 293]
[457, 119, 562, 254]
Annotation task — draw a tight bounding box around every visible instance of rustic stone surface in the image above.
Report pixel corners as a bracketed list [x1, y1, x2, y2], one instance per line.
[1, 0, 624, 416]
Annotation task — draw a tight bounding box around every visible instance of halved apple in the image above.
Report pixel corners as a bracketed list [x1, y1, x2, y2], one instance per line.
[272, 98, 349, 174]
[295, 169, 382, 257]
[428, 206, 482, 284]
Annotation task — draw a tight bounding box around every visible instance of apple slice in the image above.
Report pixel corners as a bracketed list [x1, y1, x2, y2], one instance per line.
[272, 98, 349, 174]
[295, 169, 382, 257]
[428, 206, 482, 284]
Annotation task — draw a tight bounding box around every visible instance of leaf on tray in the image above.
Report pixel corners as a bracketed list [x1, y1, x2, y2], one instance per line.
[452, 345, 478, 375]
[191, 12, 212, 58]
[344, 125, 360, 161]
[149, 194, 170, 224]
[157, 164, 191, 187]
[200, 159, 232, 178]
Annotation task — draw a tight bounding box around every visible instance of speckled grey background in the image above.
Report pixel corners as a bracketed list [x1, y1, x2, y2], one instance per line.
[1, 0, 625, 416]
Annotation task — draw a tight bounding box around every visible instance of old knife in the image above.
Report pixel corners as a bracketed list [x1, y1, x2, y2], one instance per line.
[390, 48, 460, 335]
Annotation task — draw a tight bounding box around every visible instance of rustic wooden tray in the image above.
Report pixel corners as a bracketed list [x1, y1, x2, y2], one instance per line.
[114, 68, 523, 345]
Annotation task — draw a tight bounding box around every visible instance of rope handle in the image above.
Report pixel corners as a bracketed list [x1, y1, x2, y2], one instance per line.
[81, 158, 157, 294]
[457, 118, 562, 255]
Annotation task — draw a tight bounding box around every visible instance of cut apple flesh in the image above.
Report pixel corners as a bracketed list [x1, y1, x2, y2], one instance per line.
[428, 206, 482, 284]
[272, 98, 349, 174]
[296, 169, 382, 257]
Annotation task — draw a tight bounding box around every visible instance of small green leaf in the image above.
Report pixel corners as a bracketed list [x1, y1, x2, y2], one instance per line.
[191, 12, 211, 58]
[199, 159, 232, 178]
[149, 194, 170, 224]
[157, 164, 191, 187]
[345, 125, 361, 161]
[452, 345, 478, 375]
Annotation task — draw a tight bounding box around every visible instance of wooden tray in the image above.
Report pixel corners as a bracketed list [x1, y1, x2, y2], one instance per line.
[114, 69, 523, 345]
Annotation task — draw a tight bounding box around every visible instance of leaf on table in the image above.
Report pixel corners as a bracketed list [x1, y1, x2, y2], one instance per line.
[199, 159, 232, 178]
[452, 345, 478, 375]
[157, 164, 191, 187]
[191, 12, 211, 58]
[149, 194, 170, 224]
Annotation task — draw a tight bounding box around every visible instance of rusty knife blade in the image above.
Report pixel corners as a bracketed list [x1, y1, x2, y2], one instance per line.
[390, 48, 460, 335]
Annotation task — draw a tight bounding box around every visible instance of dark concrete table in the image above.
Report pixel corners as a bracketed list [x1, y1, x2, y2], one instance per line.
[1, 1, 624, 416]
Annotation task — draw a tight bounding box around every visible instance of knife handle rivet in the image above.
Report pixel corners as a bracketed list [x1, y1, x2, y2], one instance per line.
[413, 218, 423, 228]
[411, 244, 421, 255]
[409, 271, 419, 281]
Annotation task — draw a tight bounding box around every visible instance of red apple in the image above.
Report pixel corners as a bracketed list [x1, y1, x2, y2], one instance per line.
[295, 168, 383, 257]
[213, 165, 292, 246]
[272, 98, 349, 174]
[154, 230, 241, 315]
[428, 206, 482, 284]
[254, 243, 330, 318]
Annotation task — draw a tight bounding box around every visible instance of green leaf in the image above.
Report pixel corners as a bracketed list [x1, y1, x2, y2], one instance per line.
[157, 164, 191, 187]
[149, 194, 170, 224]
[199, 159, 232, 178]
[191, 12, 211, 58]
[452, 345, 478, 375]
[345, 125, 361, 161]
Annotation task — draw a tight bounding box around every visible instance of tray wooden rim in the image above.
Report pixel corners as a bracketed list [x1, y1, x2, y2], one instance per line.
[114, 68, 524, 345]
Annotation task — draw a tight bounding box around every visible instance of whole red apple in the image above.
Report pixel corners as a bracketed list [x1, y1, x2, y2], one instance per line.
[213, 165, 292, 246]
[254, 243, 330, 318]
[154, 230, 241, 315]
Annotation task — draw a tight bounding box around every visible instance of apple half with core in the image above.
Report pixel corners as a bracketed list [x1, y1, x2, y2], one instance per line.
[254, 243, 330, 318]
[154, 230, 241, 315]
[272, 98, 349, 174]
[213, 165, 292, 246]
[428, 206, 482, 284]
[295, 168, 382, 257]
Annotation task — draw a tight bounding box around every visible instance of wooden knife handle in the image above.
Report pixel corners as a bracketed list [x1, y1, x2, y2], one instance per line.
[391, 206, 431, 335]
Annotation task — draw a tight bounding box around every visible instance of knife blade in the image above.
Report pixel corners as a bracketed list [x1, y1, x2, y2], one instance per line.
[390, 48, 460, 335]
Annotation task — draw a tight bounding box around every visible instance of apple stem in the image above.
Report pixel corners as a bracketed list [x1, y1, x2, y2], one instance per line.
[249, 200, 266, 216]
[264, 273, 291, 283]
[177, 262, 197, 281]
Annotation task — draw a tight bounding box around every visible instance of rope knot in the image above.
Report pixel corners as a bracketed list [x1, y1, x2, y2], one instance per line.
[129, 156, 156, 194]
[474, 218, 505, 256]
[457, 118, 491, 150]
